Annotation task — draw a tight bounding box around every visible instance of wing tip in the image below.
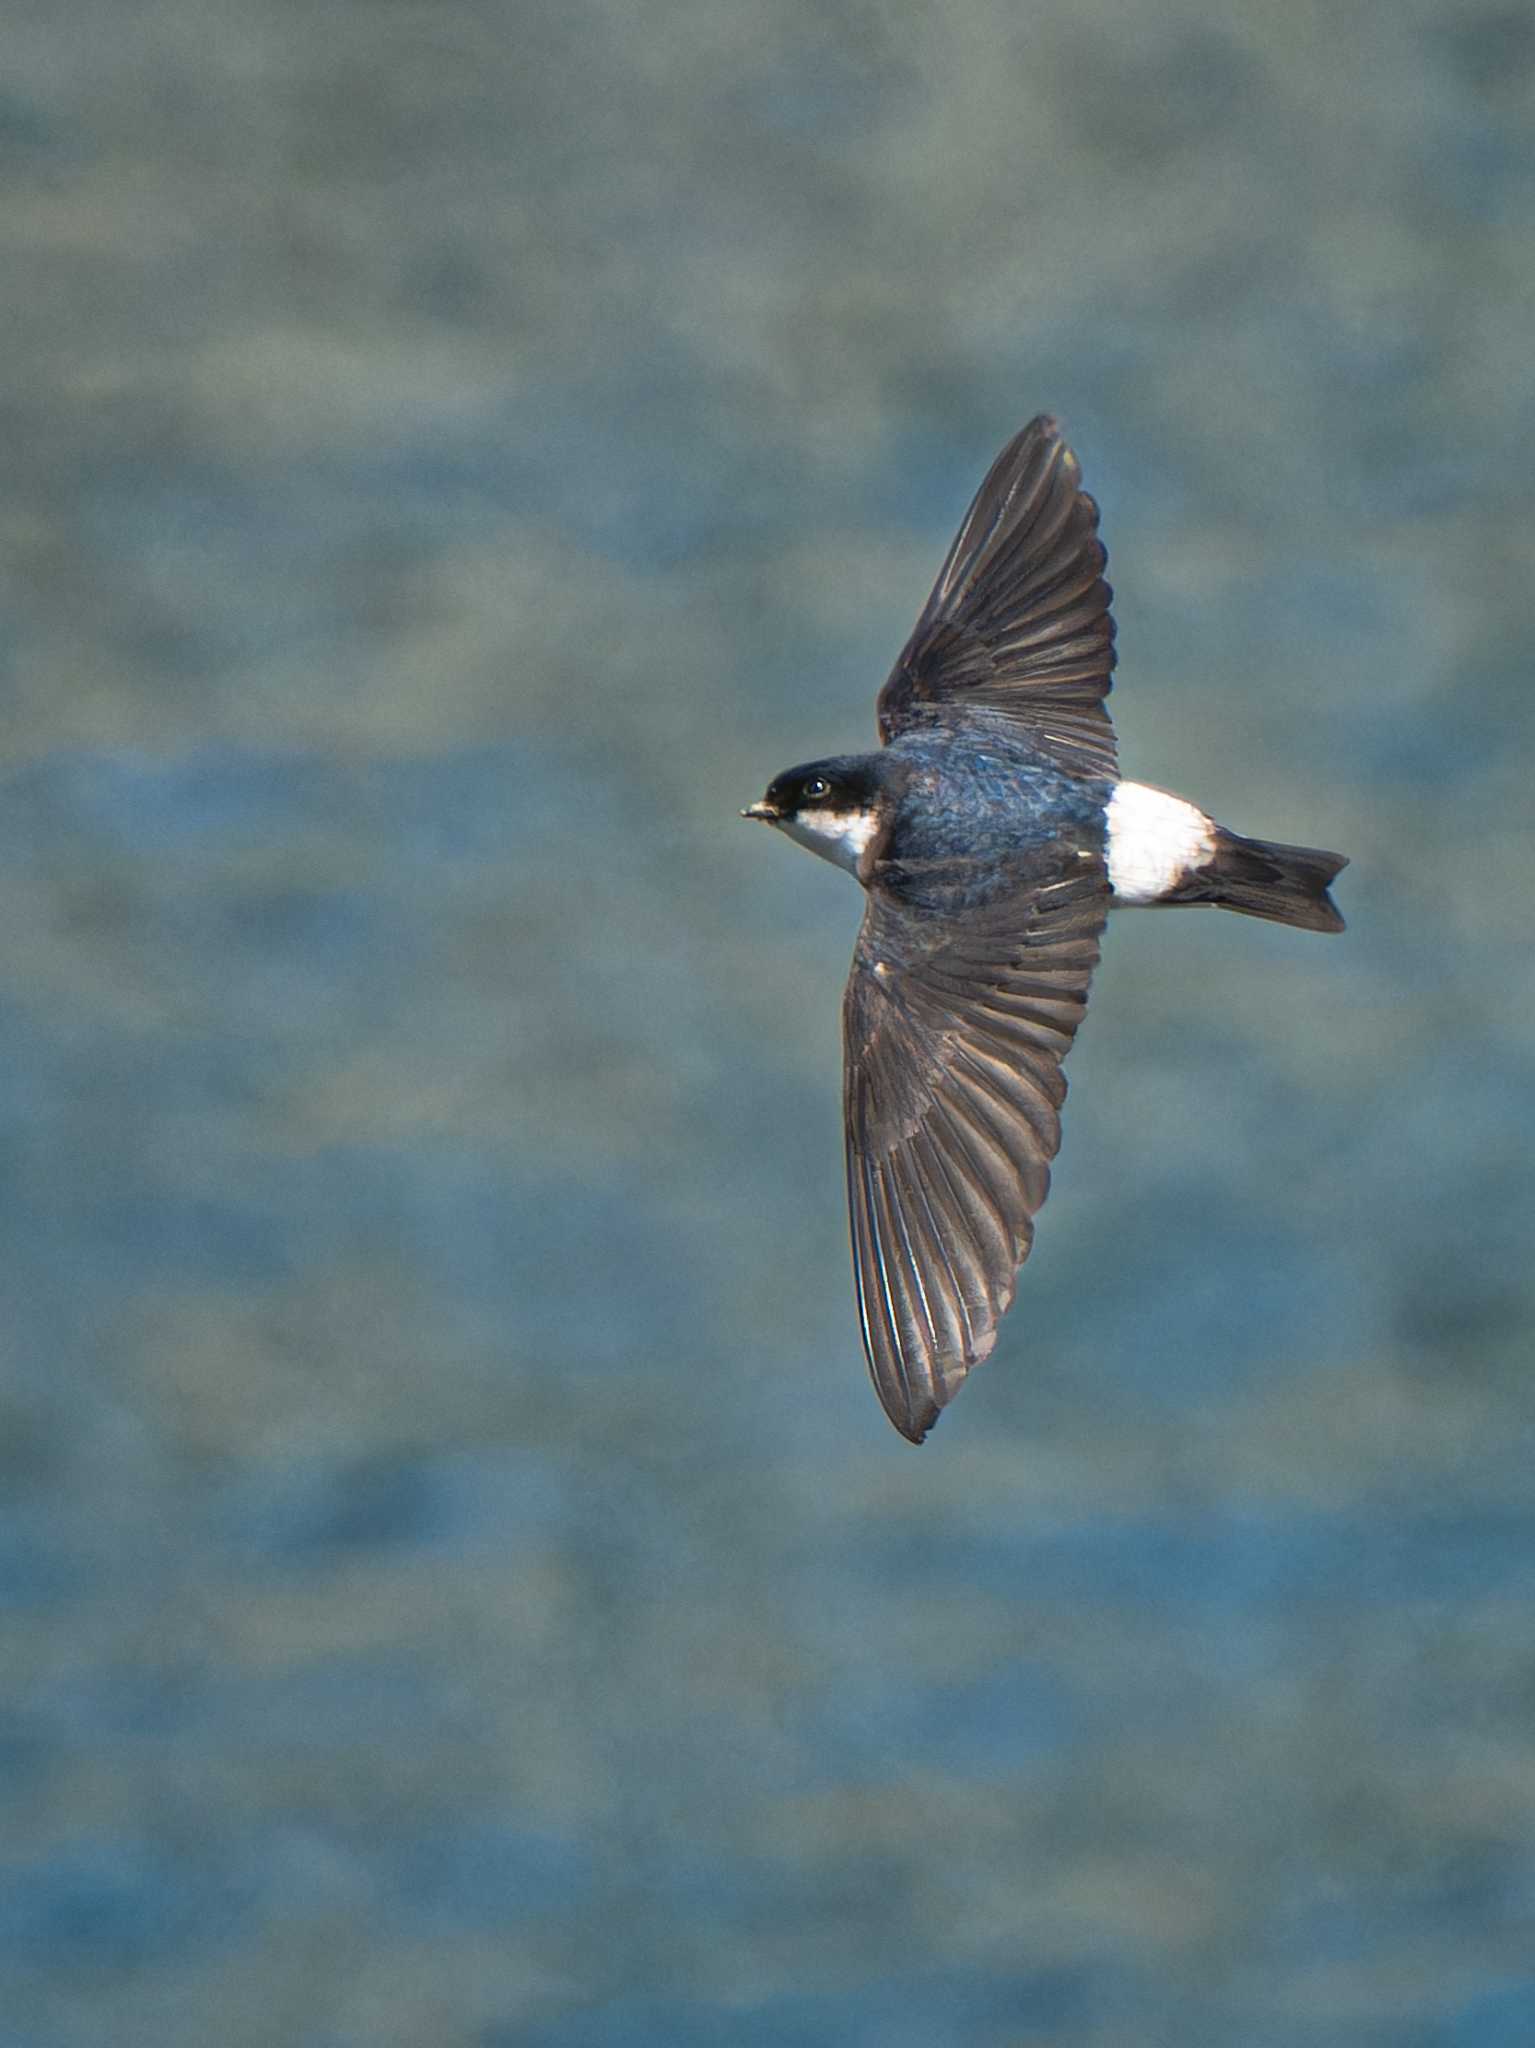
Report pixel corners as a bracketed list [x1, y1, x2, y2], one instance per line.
[890, 1398, 937, 1444]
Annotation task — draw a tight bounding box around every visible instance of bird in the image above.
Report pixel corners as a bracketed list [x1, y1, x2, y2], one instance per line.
[743, 415, 1346, 1445]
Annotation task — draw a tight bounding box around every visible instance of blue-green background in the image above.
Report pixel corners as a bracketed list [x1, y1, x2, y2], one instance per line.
[5, 3, 1534, 2042]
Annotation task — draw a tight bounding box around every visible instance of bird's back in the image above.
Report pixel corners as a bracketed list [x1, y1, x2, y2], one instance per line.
[876, 726, 1111, 916]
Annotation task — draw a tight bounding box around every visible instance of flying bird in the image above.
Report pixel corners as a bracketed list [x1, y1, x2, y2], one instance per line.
[744, 416, 1346, 1444]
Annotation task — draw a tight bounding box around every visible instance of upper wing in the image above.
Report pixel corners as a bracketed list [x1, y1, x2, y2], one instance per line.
[843, 850, 1107, 1443]
[877, 416, 1118, 779]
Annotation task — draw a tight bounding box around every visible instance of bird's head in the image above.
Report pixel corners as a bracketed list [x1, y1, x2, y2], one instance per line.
[742, 756, 887, 875]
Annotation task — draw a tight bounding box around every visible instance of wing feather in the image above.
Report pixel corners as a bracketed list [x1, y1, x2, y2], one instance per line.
[877, 417, 1118, 779]
[842, 854, 1107, 1441]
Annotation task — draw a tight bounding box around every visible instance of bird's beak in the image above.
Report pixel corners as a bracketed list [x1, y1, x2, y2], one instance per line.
[741, 801, 779, 823]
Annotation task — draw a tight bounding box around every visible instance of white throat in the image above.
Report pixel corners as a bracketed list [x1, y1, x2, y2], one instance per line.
[777, 806, 879, 876]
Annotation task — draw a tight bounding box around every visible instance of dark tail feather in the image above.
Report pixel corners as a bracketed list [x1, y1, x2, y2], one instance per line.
[1190, 828, 1349, 933]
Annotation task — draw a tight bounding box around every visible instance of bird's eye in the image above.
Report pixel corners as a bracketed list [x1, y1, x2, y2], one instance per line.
[803, 777, 831, 801]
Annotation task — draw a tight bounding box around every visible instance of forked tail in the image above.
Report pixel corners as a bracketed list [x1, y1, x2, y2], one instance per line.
[1188, 828, 1348, 933]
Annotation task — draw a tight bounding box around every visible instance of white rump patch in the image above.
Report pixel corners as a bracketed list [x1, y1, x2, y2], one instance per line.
[777, 807, 879, 876]
[1105, 782, 1216, 904]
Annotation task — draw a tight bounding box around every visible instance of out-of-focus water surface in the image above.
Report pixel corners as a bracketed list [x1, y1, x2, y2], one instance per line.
[5, 2, 1535, 2042]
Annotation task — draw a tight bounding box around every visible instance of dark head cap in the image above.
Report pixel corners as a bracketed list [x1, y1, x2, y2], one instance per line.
[741, 755, 885, 824]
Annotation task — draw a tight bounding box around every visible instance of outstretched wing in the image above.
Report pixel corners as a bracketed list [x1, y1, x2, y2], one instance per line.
[877, 416, 1118, 779]
[843, 850, 1108, 1442]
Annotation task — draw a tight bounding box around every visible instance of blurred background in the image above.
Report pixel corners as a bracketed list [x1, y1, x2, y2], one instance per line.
[5, 1, 1534, 2042]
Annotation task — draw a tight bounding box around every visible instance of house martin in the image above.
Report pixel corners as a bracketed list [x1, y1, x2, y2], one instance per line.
[744, 416, 1346, 1444]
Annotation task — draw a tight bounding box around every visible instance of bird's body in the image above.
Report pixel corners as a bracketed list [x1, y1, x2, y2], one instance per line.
[776, 731, 1106, 900]
[745, 418, 1346, 1443]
